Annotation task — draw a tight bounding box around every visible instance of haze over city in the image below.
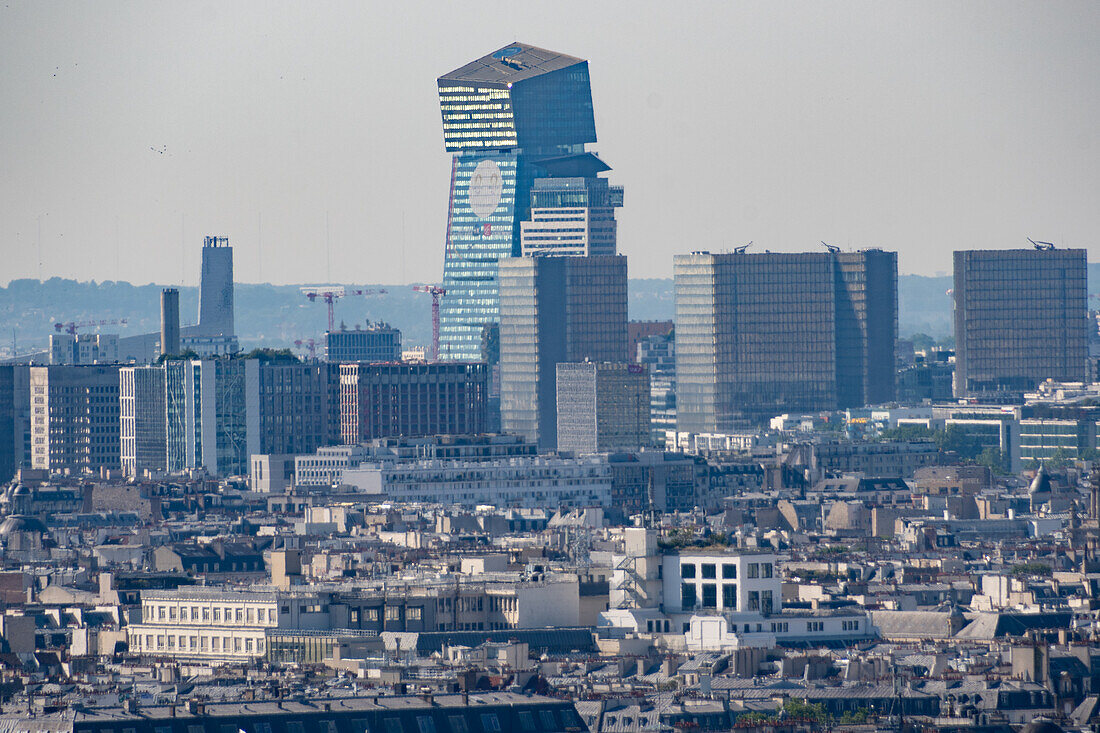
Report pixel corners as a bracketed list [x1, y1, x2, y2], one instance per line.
[2, 1, 1098, 286]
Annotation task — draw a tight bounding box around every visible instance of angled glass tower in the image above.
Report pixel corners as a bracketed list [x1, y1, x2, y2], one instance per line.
[437, 43, 599, 360]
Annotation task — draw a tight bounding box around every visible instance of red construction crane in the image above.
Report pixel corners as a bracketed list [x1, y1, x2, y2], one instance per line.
[412, 285, 446, 361]
[53, 318, 128, 335]
[300, 286, 387, 332]
[294, 338, 318, 360]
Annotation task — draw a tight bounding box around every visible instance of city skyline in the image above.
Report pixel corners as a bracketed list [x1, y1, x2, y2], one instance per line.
[3, 2, 1098, 287]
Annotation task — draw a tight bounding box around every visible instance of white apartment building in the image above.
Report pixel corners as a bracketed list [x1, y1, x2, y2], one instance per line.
[343, 456, 613, 508]
[602, 528, 873, 650]
[127, 589, 331, 662]
[294, 445, 370, 487]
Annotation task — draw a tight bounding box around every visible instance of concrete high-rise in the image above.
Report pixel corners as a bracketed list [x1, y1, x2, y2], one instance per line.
[674, 249, 897, 430]
[0, 366, 17, 483]
[30, 365, 121, 474]
[556, 362, 650, 453]
[437, 43, 608, 360]
[499, 255, 628, 451]
[339, 362, 489, 444]
[160, 288, 180, 356]
[120, 365, 168, 477]
[122, 359, 340, 478]
[197, 236, 234, 338]
[953, 248, 1088, 397]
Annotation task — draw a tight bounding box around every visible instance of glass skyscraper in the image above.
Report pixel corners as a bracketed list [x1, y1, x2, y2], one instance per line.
[498, 255, 628, 451]
[437, 44, 599, 360]
[674, 250, 897, 430]
[953, 248, 1088, 398]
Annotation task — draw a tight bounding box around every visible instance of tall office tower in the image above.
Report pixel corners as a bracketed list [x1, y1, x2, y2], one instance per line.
[173, 359, 339, 477]
[520, 176, 622, 257]
[437, 43, 601, 360]
[197, 236, 234, 337]
[637, 331, 677, 444]
[29, 365, 122, 474]
[954, 248, 1088, 398]
[120, 366, 168, 477]
[119, 360, 218, 477]
[556, 362, 650, 453]
[674, 249, 897, 431]
[499, 255, 628, 451]
[160, 288, 180, 356]
[0, 366, 16, 483]
[256, 362, 340, 455]
[339, 362, 489, 444]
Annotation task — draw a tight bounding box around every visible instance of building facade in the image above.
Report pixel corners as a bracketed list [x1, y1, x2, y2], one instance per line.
[556, 362, 650, 453]
[29, 365, 121, 474]
[344, 455, 613, 508]
[325, 325, 402, 363]
[196, 235, 235, 338]
[499, 255, 628, 451]
[674, 249, 897, 430]
[49, 333, 119, 365]
[953, 248, 1087, 398]
[339, 362, 489, 444]
[520, 176, 622, 257]
[119, 366, 167, 477]
[120, 359, 339, 478]
[436, 43, 602, 360]
[638, 331, 676, 444]
[0, 366, 19, 484]
[127, 589, 330, 662]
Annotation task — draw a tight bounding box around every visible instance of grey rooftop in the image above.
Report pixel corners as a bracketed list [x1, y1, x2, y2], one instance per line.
[439, 43, 586, 87]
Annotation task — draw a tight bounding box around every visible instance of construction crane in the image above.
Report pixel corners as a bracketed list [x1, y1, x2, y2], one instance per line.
[820, 241, 840, 254]
[733, 241, 752, 255]
[294, 338, 318, 360]
[412, 285, 446, 361]
[53, 318, 128, 335]
[300, 286, 387, 332]
[1028, 237, 1056, 251]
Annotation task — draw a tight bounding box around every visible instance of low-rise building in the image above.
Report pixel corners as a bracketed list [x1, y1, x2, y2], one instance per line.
[344, 455, 613, 508]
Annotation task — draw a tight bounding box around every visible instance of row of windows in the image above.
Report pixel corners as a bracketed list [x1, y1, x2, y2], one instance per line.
[144, 603, 275, 624]
[681, 561, 773, 579]
[133, 631, 263, 654]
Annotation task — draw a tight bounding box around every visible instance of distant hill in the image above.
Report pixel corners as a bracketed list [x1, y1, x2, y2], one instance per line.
[0, 279, 435, 358]
[3, 266, 1097, 358]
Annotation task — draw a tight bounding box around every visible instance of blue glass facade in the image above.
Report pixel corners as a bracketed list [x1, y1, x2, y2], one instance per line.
[439, 152, 520, 359]
[437, 45, 598, 361]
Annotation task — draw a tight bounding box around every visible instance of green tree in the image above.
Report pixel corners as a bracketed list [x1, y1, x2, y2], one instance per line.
[156, 349, 200, 363]
[839, 708, 870, 724]
[1012, 562, 1052, 577]
[783, 699, 828, 723]
[235, 347, 300, 364]
[976, 446, 1008, 474]
[938, 425, 985, 461]
[908, 333, 936, 352]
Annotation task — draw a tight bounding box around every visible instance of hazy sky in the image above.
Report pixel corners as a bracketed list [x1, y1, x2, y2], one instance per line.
[2, 1, 1097, 286]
